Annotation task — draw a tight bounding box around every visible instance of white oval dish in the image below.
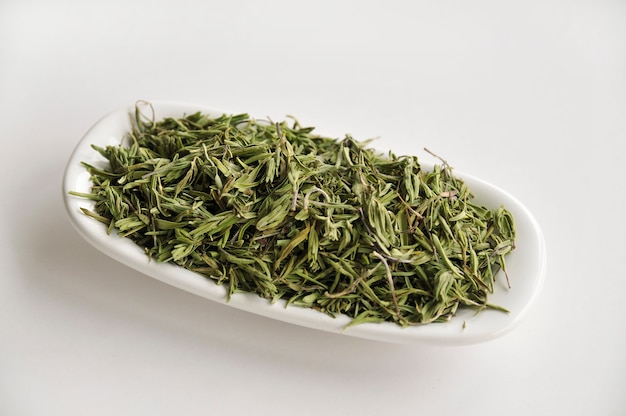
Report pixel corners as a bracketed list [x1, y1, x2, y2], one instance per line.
[63, 101, 546, 346]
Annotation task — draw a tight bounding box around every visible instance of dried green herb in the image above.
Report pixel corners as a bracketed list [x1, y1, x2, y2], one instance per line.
[71, 102, 516, 327]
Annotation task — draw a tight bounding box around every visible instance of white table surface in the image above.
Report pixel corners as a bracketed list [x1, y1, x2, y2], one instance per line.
[1, 1, 625, 415]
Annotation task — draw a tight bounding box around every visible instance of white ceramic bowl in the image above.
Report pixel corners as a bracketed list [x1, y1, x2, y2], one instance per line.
[63, 101, 546, 345]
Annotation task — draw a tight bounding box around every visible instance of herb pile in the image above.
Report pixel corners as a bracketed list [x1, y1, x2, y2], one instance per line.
[73, 103, 516, 327]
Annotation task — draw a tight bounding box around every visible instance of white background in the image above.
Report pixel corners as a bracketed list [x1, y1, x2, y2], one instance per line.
[1, 1, 625, 415]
